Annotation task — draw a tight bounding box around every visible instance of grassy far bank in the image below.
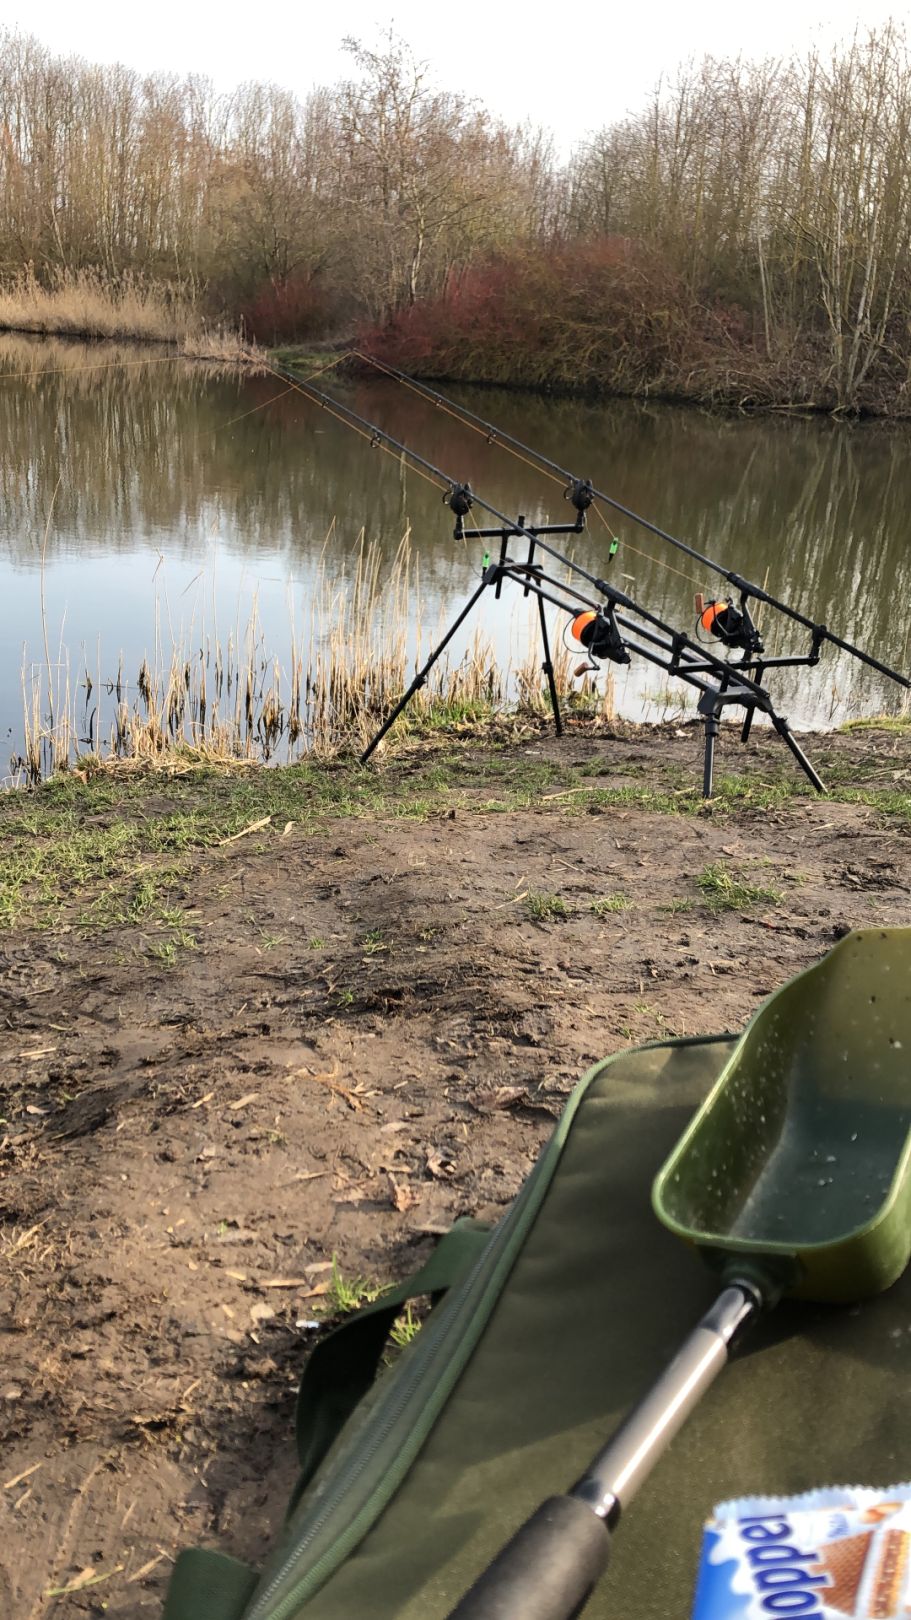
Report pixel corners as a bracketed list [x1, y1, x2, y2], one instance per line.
[3, 720, 910, 941]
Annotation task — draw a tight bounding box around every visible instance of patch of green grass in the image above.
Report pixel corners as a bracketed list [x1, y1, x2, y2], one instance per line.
[389, 1302, 422, 1352]
[146, 921, 198, 967]
[308, 936, 326, 950]
[832, 785, 911, 823]
[327, 1257, 382, 1316]
[4, 734, 910, 931]
[840, 715, 911, 733]
[79, 864, 189, 929]
[562, 784, 689, 815]
[76, 863, 198, 963]
[695, 862, 782, 912]
[524, 890, 569, 922]
[633, 1000, 668, 1029]
[413, 696, 500, 733]
[590, 894, 633, 916]
[703, 775, 808, 812]
[660, 896, 696, 914]
[361, 928, 387, 955]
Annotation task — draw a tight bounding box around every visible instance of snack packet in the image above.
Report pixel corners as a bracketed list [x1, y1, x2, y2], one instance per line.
[692, 1485, 911, 1619]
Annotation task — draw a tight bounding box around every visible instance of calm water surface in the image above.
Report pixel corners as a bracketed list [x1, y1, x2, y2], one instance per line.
[2, 333, 910, 770]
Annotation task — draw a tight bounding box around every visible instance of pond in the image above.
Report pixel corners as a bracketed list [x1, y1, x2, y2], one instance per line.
[2, 333, 909, 778]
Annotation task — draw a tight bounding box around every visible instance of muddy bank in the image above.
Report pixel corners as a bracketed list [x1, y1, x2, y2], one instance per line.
[2, 718, 910, 1616]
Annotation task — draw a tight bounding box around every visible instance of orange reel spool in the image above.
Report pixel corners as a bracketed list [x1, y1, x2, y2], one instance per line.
[700, 601, 730, 635]
[571, 611, 598, 646]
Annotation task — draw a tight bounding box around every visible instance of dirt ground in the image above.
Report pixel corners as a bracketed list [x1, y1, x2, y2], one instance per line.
[2, 720, 911, 1618]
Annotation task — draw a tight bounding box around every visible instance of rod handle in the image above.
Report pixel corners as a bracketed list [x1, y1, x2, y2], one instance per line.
[447, 1495, 610, 1620]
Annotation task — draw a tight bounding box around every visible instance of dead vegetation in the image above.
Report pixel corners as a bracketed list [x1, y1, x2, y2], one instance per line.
[13, 530, 611, 786]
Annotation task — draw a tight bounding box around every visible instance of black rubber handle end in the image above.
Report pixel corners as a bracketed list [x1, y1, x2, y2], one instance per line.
[447, 1495, 610, 1620]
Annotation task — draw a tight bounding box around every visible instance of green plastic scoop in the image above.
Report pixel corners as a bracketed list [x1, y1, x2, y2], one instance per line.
[450, 928, 911, 1620]
[654, 925, 911, 1301]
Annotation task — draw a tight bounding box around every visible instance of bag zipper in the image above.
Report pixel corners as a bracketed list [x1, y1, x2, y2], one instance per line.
[244, 1038, 725, 1619]
[243, 1056, 612, 1620]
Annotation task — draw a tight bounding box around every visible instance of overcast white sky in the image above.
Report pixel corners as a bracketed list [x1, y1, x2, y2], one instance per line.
[7, 1, 908, 153]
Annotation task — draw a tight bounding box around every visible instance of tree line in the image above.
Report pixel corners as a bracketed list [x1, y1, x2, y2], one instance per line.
[0, 31, 554, 332]
[3, 25, 911, 411]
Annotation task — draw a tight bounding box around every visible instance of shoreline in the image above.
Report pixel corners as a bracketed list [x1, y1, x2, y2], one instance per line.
[6, 324, 911, 423]
[7, 704, 911, 799]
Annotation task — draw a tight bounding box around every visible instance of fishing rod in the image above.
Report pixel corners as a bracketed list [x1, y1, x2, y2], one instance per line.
[269, 358, 834, 795]
[268, 358, 796, 698]
[352, 351, 911, 693]
[269, 358, 782, 683]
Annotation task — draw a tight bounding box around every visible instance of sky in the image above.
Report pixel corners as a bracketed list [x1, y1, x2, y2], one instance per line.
[6, 0, 909, 153]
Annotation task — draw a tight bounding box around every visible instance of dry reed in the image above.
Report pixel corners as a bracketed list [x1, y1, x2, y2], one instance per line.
[12, 531, 608, 785]
[0, 268, 248, 357]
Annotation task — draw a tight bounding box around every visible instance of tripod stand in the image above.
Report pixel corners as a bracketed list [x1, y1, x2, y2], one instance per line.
[361, 486, 827, 798]
[361, 484, 596, 763]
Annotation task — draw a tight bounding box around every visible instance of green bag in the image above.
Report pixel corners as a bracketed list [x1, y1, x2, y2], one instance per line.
[164, 1035, 911, 1620]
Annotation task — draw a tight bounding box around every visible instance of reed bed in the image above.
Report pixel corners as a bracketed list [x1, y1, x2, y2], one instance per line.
[12, 532, 612, 786]
[0, 268, 248, 357]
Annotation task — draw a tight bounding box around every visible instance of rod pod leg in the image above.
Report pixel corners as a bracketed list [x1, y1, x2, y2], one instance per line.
[537, 594, 563, 737]
[771, 716, 826, 793]
[702, 706, 720, 798]
[361, 577, 492, 763]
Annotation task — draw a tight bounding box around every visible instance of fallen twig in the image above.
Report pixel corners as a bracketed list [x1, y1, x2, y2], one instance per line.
[218, 815, 271, 845]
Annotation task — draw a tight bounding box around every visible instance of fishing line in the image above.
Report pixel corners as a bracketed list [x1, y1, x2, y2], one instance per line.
[354, 349, 704, 589]
[347, 352, 908, 686]
[0, 351, 182, 382]
[211, 352, 355, 437]
[261, 357, 452, 500]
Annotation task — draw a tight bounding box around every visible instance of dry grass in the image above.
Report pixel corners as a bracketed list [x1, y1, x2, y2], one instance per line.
[0, 268, 247, 356]
[180, 327, 256, 363]
[13, 531, 611, 785]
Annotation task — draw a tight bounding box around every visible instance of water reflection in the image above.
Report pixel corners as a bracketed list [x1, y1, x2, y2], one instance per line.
[2, 333, 909, 765]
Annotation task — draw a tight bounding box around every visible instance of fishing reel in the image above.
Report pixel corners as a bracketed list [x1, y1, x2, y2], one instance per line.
[446, 482, 474, 538]
[564, 477, 595, 515]
[567, 607, 631, 673]
[694, 593, 763, 655]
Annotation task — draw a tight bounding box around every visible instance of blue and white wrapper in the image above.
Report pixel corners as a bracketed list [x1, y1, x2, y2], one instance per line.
[692, 1485, 911, 1619]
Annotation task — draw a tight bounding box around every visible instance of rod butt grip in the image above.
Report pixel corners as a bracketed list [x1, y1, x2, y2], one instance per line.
[447, 1495, 610, 1619]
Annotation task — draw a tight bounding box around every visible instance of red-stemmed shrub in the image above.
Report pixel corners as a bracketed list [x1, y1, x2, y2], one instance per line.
[239, 276, 337, 346]
[358, 236, 766, 401]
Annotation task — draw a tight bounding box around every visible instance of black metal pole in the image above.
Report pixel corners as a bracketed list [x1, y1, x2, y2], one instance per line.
[703, 709, 719, 798]
[537, 590, 563, 737]
[360, 575, 492, 762]
[770, 717, 827, 793]
[741, 664, 764, 742]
